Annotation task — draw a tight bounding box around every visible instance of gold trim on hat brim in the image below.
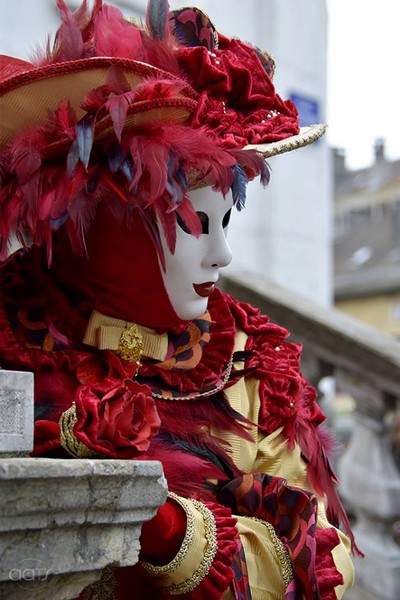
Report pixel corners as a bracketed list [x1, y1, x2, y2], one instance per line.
[0, 57, 198, 149]
[243, 123, 327, 158]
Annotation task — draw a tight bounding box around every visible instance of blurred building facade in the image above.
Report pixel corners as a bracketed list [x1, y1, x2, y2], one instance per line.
[333, 141, 400, 338]
[0, 0, 331, 304]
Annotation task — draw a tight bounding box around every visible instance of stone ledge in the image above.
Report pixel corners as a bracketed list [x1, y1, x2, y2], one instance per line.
[0, 458, 167, 600]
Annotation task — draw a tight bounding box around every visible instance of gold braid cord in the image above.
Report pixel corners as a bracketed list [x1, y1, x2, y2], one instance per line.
[81, 564, 118, 600]
[247, 517, 293, 587]
[59, 402, 99, 458]
[141, 492, 218, 595]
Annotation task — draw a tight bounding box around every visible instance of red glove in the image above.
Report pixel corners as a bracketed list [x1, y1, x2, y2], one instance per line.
[140, 497, 187, 565]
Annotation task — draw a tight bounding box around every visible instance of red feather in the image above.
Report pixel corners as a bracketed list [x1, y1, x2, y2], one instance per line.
[297, 421, 363, 556]
[10, 136, 42, 184]
[143, 0, 181, 75]
[54, 0, 84, 61]
[176, 194, 202, 237]
[93, 4, 145, 60]
[141, 441, 223, 499]
[106, 94, 130, 142]
[133, 77, 187, 102]
[154, 196, 176, 253]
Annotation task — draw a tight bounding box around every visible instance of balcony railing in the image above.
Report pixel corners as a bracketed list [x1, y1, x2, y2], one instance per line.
[221, 272, 400, 600]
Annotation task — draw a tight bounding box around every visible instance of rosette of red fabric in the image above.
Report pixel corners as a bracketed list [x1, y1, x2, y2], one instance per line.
[175, 33, 299, 148]
[73, 378, 161, 458]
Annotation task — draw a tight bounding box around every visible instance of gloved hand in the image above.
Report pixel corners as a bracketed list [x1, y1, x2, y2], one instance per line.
[140, 496, 187, 565]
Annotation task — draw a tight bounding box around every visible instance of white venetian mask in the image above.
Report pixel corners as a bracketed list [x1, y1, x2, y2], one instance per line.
[158, 187, 234, 320]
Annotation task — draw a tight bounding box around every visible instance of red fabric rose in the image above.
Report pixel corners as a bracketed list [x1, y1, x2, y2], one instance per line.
[73, 378, 161, 458]
[178, 34, 299, 147]
[260, 373, 303, 430]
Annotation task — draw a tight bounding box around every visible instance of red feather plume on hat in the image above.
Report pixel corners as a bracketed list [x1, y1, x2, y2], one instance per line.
[0, 0, 293, 262]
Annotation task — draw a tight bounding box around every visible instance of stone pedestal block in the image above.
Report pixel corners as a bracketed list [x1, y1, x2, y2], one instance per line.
[0, 370, 34, 454]
[0, 458, 167, 599]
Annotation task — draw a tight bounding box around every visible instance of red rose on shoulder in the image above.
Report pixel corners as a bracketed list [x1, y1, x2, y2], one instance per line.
[73, 378, 161, 458]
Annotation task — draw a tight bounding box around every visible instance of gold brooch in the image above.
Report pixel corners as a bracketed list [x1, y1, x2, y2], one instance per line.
[117, 324, 144, 365]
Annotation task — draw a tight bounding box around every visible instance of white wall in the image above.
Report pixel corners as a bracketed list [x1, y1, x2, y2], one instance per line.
[0, 0, 332, 305]
[169, 0, 332, 305]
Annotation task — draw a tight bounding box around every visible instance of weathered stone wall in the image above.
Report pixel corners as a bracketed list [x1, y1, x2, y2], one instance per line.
[0, 458, 167, 600]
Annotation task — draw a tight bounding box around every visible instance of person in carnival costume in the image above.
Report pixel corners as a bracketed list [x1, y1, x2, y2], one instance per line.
[0, 1, 358, 598]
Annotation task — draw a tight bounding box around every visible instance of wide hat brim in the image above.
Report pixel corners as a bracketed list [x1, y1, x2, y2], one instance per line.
[0, 56, 198, 151]
[0, 55, 326, 158]
[244, 123, 327, 158]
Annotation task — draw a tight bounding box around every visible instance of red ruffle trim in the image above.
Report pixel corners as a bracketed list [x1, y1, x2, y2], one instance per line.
[315, 528, 345, 599]
[223, 294, 362, 555]
[111, 501, 237, 600]
[178, 501, 238, 600]
[140, 287, 236, 395]
[225, 294, 326, 443]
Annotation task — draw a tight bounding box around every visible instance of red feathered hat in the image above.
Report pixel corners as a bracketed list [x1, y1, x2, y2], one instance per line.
[0, 0, 326, 262]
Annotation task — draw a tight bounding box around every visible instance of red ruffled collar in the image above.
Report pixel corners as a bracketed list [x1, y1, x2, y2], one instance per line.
[0, 248, 236, 400]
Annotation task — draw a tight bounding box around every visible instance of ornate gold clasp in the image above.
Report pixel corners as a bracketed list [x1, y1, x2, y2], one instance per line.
[117, 323, 144, 367]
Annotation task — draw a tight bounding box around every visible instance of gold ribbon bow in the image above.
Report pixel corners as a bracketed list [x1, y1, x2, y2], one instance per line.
[83, 310, 169, 363]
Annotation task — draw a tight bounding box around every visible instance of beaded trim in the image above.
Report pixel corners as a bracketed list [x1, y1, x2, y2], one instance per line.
[59, 402, 99, 458]
[247, 517, 293, 587]
[141, 493, 218, 595]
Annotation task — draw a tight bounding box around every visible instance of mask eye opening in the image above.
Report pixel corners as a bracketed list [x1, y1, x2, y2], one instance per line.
[196, 211, 209, 234]
[222, 209, 232, 229]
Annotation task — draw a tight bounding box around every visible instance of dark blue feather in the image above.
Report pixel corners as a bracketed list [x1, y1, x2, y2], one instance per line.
[66, 140, 79, 177]
[76, 117, 94, 170]
[175, 166, 188, 190]
[146, 0, 169, 40]
[50, 212, 68, 230]
[260, 160, 271, 186]
[107, 143, 125, 173]
[231, 163, 248, 211]
[120, 157, 134, 183]
[165, 177, 184, 205]
[165, 156, 187, 205]
[86, 173, 99, 194]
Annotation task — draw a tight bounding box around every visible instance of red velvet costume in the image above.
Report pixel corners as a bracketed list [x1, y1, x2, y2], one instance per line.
[0, 1, 356, 597]
[0, 240, 356, 599]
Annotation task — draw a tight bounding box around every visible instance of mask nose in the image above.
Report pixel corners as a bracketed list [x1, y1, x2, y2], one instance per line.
[208, 232, 233, 269]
